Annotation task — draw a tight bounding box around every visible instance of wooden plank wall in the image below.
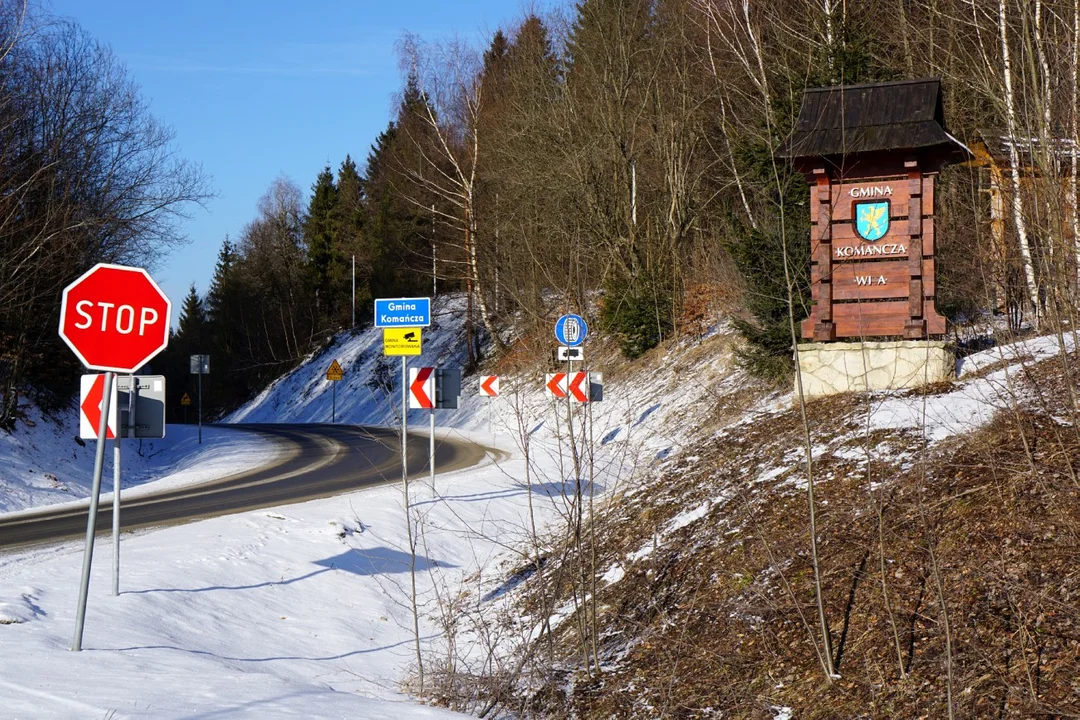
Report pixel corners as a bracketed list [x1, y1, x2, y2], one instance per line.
[803, 170, 947, 340]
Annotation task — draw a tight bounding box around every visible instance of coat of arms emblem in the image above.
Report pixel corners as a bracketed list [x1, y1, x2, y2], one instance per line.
[854, 200, 890, 241]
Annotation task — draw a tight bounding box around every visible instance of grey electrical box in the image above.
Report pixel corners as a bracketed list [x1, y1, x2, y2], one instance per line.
[116, 375, 166, 439]
[436, 368, 461, 409]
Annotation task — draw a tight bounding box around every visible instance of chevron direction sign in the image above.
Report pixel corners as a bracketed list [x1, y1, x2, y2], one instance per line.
[80, 373, 119, 439]
[409, 367, 435, 409]
[479, 375, 499, 397]
[545, 372, 601, 403]
[80, 374, 166, 440]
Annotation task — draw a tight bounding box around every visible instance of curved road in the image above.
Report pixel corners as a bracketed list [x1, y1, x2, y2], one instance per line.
[0, 424, 489, 550]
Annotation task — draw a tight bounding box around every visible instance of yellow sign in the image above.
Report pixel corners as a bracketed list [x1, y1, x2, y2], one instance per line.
[326, 359, 344, 382]
[383, 327, 422, 356]
[180, 392, 192, 406]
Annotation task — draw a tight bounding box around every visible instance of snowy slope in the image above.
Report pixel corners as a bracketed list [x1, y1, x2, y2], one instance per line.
[228, 295, 738, 466]
[0, 296, 746, 717]
[0, 401, 282, 514]
[0, 430, 513, 718]
[2, 290, 1065, 717]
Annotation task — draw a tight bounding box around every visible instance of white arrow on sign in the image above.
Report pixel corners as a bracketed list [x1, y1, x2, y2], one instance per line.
[479, 375, 499, 397]
[80, 374, 118, 439]
[545, 373, 567, 399]
[567, 372, 589, 402]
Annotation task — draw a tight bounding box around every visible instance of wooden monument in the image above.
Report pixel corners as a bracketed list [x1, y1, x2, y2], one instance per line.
[783, 79, 970, 342]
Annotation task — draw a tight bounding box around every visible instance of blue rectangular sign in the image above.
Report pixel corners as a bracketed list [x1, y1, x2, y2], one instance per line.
[374, 297, 431, 328]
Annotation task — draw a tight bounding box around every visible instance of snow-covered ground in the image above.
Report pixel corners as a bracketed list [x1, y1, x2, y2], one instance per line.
[0, 297, 736, 717]
[1, 294, 1071, 717]
[0, 428, 519, 718]
[0, 403, 281, 514]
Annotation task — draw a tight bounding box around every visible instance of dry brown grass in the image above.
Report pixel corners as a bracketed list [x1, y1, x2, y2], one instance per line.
[500, 351, 1080, 718]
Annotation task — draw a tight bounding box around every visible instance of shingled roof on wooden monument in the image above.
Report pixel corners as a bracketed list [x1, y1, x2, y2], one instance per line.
[780, 78, 970, 162]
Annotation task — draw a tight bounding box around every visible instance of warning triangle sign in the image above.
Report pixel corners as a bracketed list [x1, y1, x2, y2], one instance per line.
[180, 392, 192, 406]
[326, 359, 344, 382]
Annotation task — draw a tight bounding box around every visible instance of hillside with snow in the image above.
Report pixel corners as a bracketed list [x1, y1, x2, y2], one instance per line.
[0, 403, 282, 515]
[3, 293, 1079, 717]
[222, 297, 1080, 716]
[0, 296, 746, 717]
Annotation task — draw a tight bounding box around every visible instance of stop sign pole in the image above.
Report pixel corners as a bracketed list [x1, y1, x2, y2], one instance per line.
[58, 263, 171, 651]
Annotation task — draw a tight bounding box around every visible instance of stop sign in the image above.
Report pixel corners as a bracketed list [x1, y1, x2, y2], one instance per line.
[58, 263, 172, 373]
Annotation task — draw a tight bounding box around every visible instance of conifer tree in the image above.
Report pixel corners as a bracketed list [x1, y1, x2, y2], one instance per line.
[202, 237, 245, 410]
[176, 283, 207, 348]
[205, 237, 238, 330]
[304, 164, 339, 324]
[333, 155, 368, 326]
[364, 78, 440, 302]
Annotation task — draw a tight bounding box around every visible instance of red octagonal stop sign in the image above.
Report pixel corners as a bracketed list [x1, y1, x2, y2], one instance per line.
[59, 263, 172, 373]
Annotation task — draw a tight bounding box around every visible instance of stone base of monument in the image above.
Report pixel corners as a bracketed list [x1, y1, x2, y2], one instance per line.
[796, 340, 955, 399]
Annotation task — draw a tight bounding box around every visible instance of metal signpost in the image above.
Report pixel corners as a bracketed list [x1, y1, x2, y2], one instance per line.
[377, 297, 432, 499]
[326, 360, 344, 422]
[79, 375, 167, 598]
[59, 263, 171, 652]
[190, 354, 209, 444]
[409, 367, 460, 489]
[409, 366, 435, 490]
[479, 375, 499, 435]
[434, 368, 460, 488]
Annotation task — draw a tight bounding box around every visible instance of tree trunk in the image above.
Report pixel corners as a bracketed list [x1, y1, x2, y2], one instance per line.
[1072, 0, 1080, 288]
[999, 0, 1042, 322]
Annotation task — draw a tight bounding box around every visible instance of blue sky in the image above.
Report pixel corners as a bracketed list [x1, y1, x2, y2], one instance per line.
[45, 0, 555, 316]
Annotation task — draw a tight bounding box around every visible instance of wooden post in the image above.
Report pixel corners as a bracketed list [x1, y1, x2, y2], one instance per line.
[811, 168, 836, 341]
[905, 160, 927, 339]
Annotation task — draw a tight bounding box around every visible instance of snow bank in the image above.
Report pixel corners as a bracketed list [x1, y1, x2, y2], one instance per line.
[4, 292, 1066, 716]
[0, 401, 281, 514]
[0, 296, 742, 716]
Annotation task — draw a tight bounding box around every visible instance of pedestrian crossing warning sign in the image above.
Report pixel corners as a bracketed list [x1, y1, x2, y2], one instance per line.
[383, 327, 422, 356]
[326, 359, 344, 381]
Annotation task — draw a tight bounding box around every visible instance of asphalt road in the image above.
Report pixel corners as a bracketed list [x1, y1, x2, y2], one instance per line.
[0, 424, 489, 550]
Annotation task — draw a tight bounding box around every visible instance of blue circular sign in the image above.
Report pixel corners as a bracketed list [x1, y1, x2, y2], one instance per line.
[555, 314, 588, 347]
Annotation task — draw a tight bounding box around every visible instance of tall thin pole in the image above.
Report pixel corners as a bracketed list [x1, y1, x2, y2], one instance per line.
[631, 159, 637, 228]
[73, 371, 115, 651]
[332, 382, 337, 423]
[429, 407, 435, 491]
[111, 433, 121, 597]
[351, 255, 356, 329]
[112, 375, 134, 597]
[401, 355, 424, 691]
[197, 367, 203, 445]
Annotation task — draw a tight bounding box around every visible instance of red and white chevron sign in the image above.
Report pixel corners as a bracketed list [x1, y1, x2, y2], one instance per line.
[80, 374, 118, 439]
[545, 372, 591, 402]
[545, 372, 567, 399]
[409, 366, 435, 409]
[479, 375, 499, 397]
